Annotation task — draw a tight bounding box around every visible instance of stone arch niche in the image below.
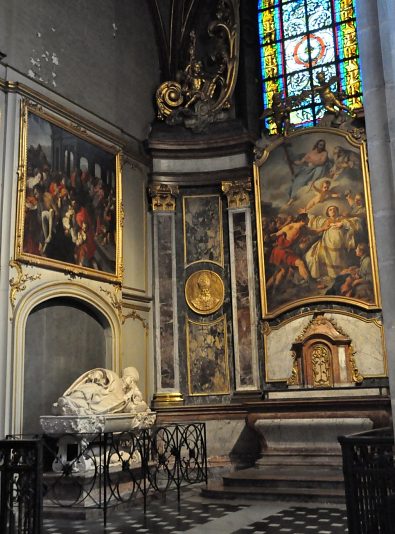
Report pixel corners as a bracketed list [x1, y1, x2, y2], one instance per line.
[12, 282, 121, 434]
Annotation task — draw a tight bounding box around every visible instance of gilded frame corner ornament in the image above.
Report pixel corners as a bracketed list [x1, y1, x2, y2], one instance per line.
[15, 99, 123, 284]
[254, 127, 381, 319]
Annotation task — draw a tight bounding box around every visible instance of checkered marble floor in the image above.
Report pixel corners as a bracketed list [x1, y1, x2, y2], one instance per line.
[232, 507, 348, 534]
[42, 490, 348, 533]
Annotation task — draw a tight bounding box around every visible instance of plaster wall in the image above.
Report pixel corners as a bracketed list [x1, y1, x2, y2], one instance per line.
[0, 0, 159, 141]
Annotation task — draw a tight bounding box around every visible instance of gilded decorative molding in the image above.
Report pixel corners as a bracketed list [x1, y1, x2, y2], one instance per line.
[148, 183, 179, 212]
[295, 313, 348, 342]
[349, 344, 364, 384]
[286, 350, 299, 386]
[99, 287, 148, 329]
[222, 179, 251, 208]
[348, 127, 367, 142]
[262, 321, 271, 336]
[155, 0, 240, 132]
[9, 260, 41, 311]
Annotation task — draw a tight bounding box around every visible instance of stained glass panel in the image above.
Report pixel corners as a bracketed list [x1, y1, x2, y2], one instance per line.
[258, 0, 363, 131]
[307, 0, 332, 30]
[282, 1, 307, 38]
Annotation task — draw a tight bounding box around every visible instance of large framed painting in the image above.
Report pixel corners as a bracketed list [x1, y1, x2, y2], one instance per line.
[254, 128, 381, 318]
[15, 100, 123, 282]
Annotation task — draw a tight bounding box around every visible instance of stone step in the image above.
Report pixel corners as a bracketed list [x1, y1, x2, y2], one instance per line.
[223, 466, 344, 490]
[201, 481, 346, 504]
[257, 454, 342, 467]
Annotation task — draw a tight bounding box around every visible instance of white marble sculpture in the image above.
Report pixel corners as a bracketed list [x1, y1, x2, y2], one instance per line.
[52, 367, 148, 416]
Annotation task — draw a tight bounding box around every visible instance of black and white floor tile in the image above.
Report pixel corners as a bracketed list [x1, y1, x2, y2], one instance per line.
[232, 507, 348, 534]
[42, 492, 348, 533]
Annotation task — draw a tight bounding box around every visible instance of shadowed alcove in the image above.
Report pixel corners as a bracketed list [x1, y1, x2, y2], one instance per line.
[23, 297, 109, 434]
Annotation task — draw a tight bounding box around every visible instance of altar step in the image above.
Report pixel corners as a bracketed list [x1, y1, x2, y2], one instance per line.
[202, 448, 345, 504]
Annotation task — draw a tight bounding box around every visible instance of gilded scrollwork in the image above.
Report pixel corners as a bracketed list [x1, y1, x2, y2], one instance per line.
[286, 350, 299, 386]
[99, 287, 148, 329]
[9, 260, 41, 311]
[222, 179, 251, 208]
[349, 344, 364, 384]
[155, 0, 239, 132]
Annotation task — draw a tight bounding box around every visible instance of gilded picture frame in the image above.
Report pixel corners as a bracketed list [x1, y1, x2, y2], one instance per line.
[15, 100, 123, 283]
[254, 128, 381, 319]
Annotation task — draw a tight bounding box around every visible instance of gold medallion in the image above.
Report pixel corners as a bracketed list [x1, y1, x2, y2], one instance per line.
[185, 270, 224, 315]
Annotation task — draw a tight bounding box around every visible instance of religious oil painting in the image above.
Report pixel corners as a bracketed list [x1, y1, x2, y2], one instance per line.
[15, 102, 122, 282]
[183, 195, 223, 267]
[254, 128, 380, 318]
[186, 315, 230, 396]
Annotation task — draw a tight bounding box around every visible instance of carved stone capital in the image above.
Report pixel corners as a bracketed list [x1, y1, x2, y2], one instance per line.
[148, 183, 179, 212]
[222, 179, 251, 208]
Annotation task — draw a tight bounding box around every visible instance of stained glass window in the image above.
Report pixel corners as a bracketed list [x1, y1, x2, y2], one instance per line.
[258, 0, 363, 132]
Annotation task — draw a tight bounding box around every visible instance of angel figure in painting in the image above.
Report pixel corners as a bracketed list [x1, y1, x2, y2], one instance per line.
[313, 71, 356, 118]
[304, 180, 341, 211]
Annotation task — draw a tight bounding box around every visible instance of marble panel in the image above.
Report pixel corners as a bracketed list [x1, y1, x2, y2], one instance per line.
[230, 210, 258, 389]
[183, 195, 223, 267]
[187, 315, 230, 396]
[155, 214, 176, 390]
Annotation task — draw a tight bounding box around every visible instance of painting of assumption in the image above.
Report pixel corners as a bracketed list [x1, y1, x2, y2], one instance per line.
[17, 106, 122, 281]
[255, 129, 380, 317]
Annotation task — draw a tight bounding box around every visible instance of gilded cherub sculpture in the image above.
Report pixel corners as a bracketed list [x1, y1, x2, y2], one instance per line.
[313, 71, 356, 118]
[260, 91, 292, 136]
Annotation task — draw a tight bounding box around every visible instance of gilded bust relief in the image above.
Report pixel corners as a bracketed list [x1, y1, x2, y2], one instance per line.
[185, 270, 224, 316]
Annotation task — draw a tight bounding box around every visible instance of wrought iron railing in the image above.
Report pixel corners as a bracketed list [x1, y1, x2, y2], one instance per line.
[0, 438, 43, 534]
[339, 427, 395, 534]
[0, 423, 207, 531]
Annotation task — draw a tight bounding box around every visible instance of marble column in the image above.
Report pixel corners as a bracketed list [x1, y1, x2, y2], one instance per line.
[149, 183, 183, 407]
[356, 0, 395, 418]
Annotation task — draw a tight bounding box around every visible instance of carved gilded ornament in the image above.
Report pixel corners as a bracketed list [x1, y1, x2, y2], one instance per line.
[185, 270, 224, 316]
[295, 314, 347, 343]
[349, 344, 364, 384]
[311, 343, 332, 387]
[99, 287, 148, 329]
[222, 179, 251, 208]
[148, 183, 179, 212]
[286, 350, 299, 386]
[9, 260, 41, 311]
[155, 0, 239, 132]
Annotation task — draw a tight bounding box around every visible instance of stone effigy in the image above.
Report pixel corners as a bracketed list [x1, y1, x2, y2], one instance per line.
[41, 367, 156, 434]
[52, 367, 149, 416]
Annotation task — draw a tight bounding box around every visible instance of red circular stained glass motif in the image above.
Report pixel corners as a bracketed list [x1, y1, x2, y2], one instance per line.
[294, 34, 326, 67]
